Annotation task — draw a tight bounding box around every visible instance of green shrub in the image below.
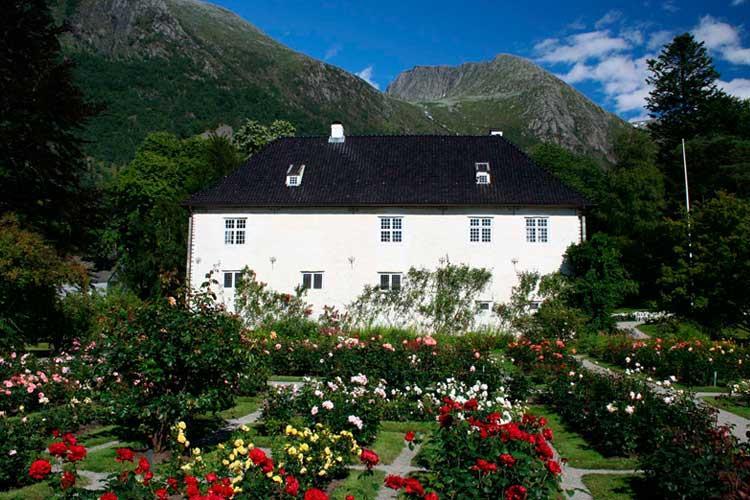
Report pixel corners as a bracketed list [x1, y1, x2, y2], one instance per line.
[92, 290, 251, 451]
[640, 424, 747, 499]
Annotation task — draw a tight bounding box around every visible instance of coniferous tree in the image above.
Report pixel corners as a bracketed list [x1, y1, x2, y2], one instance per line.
[0, 0, 98, 244]
[646, 33, 718, 159]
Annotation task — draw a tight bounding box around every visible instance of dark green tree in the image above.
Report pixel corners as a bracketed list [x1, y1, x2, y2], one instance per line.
[658, 193, 750, 335]
[232, 119, 296, 159]
[0, 215, 86, 349]
[646, 33, 719, 160]
[564, 233, 638, 332]
[0, 0, 98, 243]
[103, 133, 241, 297]
[602, 130, 669, 300]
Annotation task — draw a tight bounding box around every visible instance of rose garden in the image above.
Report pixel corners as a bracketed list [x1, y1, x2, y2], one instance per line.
[1, 264, 749, 500]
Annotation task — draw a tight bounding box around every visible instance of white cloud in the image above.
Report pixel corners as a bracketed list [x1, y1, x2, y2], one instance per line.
[557, 54, 653, 112]
[595, 10, 623, 29]
[535, 31, 630, 63]
[324, 44, 341, 60]
[693, 15, 750, 65]
[567, 19, 586, 31]
[647, 30, 674, 50]
[732, 0, 746, 6]
[719, 78, 750, 99]
[355, 65, 380, 90]
[662, 0, 679, 13]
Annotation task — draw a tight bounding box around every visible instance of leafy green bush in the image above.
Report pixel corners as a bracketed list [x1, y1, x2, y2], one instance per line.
[233, 268, 312, 329]
[547, 369, 716, 458]
[587, 335, 750, 387]
[347, 263, 492, 334]
[640, 424, 748, 499]
[92, 290, 251, 451]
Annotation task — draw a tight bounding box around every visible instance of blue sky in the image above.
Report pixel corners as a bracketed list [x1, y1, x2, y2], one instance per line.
[213, 0, 749, 120]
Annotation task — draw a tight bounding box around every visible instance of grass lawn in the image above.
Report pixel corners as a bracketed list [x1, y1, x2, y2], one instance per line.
[704, 396, 750, 419]
[78, 440, 147, 473]
[529, 406, 638, 470]
[330, 470, 385, 500]
[637, 321, 707, 340]
[673, 384, 727, 393]
[581, 474, 648, 500]
[269, 375, 309, 382]
[219, 395, 265, 420]
[372, 431, 405, 465]
[0, 477, 90, 500]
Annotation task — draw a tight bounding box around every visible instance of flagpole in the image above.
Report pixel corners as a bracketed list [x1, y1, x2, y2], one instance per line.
[682, 139, 692, 261]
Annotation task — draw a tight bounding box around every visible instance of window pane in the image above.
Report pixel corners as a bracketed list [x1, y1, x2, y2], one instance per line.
[225, 230, 234, 244]
[380, 274, 390, 290]
[526, 218, 536, 227]
[225, 219, 235, 229]
[236, 231, 245, 244]
[381, 218, 391, 230]
[482, 228, 491, 242]
[392, 231, 402, 242]
[393, 218, 402, 230]
[236, 219, 246, 228]
[234, 273, 242, 287]
[313, 273, 323, 289]
[392, 274, 401, 290]
[223, 272, 233, 288]
[470, 227, 480, 242]
[302, 273, 311, 289]
[470, 218, 479, 226]
[381, 231, 390, 242]
[482, 218, 491, 226]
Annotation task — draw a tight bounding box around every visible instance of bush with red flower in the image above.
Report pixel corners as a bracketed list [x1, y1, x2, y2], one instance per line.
[507, 338, 574, 378]
[90, 290, 251, 451]
[414, 397, 561, 499]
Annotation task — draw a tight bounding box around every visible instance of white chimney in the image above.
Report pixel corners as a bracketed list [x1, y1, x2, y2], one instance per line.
[329, 122, 345, 143]
[489, 129, 503, 136]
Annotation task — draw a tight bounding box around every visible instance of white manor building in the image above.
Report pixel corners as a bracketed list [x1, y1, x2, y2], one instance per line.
[185, 124, 588, 320]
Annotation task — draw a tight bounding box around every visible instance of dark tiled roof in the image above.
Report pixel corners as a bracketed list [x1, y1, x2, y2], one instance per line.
[186, 135, 588, 208]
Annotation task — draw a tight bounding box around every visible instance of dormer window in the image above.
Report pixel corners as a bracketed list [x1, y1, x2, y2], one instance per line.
[475, 162, 490, 184]
[286, 164, 305, 187]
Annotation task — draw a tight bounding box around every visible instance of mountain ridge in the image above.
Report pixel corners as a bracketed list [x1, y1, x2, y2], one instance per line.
[387, 54, 628, 161]
[55, 0, 626, 164]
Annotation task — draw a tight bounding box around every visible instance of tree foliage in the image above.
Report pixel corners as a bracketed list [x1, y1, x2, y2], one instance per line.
[0, 215, 86, 349]
[102, 133, 241, 297]
[646, 33, 719, 158]
[0, 0, 98, 244]
[565, 234, 638, 332]
[659, 193, 750, 334]
[232, 119, 296, 159]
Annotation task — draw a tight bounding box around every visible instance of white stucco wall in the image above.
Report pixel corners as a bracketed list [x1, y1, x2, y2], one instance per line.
[188, 207, 582, 319]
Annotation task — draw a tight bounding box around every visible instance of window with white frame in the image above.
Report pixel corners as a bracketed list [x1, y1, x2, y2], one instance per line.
[476, 300, 492, 312]
[380, 217, 403, 242]
[288, 175, 299, 186]
[301, 272, 323, 290]
[223, 271, 243, 288]
[476, 172, 490, 184]
[379, 273, 402, 291]
[224, 218, 246, 245]
[525, 217, 549, 243]
[469, 217, 492, 242]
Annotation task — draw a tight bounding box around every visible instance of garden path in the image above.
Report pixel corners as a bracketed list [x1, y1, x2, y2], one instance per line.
[615, 321, 649, 339]
[575, 356, 750, 442]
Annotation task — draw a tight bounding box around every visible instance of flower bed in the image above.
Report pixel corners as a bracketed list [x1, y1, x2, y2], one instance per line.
[547, 369, 715, 457]
[411, 395, 561, 499]
[253, 332, 512, 390]
[588, 335, 750, 387]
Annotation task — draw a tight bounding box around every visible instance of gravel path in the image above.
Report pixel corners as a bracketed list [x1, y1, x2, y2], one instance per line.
[615, 321, 649, 339]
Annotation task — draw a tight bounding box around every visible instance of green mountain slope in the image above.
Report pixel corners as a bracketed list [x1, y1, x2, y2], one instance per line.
[387, 55, 629, 161]
[56, 0, 440, 163]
